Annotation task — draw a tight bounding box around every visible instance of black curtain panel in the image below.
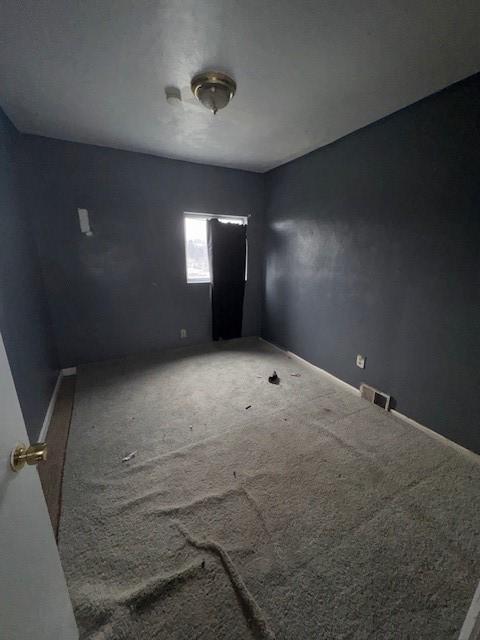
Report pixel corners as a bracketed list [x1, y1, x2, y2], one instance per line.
[207, 218, 247, 340]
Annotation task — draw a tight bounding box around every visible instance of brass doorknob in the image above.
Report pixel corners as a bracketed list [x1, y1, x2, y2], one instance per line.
[10, 442, 48, 472]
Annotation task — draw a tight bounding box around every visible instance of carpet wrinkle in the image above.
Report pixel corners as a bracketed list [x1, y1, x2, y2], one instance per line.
[116, 481, 278, 558]
[175, 521, 277, 640]
[315, 423, 380, 464]
[318, 418, 454, 491]
[241, 485, 272, 541]
[120, 403, 328, 477]
[284, 495, 408, 579]
[398, 492, 478, 572]
[282, 457, 460, 577]
[117, 486, 241, 515]
[115, 389, 340, 473]
[118, 561, 203, 611]
[73, 562, 205, 636]
[72, 588, 116, 638]
[239, 483, 287, 575]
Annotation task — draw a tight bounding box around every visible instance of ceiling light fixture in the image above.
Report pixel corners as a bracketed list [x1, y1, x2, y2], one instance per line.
[191, 71, 236, 115]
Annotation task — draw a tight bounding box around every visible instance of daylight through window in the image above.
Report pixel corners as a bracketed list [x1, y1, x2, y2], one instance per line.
[185, 217, 210, 282]
[184, 214, 247, 283]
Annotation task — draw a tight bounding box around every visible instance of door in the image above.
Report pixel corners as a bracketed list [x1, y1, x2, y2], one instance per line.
[0, 331, 78, 639]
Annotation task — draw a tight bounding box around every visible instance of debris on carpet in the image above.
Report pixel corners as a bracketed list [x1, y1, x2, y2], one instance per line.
[245, 405, 252, 410]
[268, 371, 280, 385]
[122, 450, 137, 462]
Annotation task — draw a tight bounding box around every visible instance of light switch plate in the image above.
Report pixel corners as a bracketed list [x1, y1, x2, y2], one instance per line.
[356, 354, 366, 369]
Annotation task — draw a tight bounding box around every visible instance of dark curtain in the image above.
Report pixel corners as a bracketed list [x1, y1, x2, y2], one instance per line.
[207, 219, 247, 340]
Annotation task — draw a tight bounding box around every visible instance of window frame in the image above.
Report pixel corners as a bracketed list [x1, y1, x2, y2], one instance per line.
[184, 212, 248, 284]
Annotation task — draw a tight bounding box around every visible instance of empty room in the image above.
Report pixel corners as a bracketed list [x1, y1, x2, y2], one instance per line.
[1, 2, 480, 639]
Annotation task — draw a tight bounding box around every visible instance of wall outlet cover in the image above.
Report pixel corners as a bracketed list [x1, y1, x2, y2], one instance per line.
[180, 329, 187, 338]
[356, 354, 366, 369]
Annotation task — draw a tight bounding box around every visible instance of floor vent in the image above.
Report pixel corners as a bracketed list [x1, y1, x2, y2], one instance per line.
[360, 384, 391, 411]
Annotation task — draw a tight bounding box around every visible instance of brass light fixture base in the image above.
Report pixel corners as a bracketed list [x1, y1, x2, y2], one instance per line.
[191, 71, 236, 114]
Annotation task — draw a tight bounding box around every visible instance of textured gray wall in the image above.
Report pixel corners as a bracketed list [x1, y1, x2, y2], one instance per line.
[25, 136, 265, 367]
[0, 109, 58, 440]
[263, 74, 480, 454]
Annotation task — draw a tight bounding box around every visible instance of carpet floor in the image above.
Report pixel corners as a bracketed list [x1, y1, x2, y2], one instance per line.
[59, 338, 480, 639]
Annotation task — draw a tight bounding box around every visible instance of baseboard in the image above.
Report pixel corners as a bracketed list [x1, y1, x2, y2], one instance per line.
[38, 367, 77, 442]
[259, 337, 361, 396]
[61, 367, 77, 377]
[390, 408, 480, 465]
[260, 338, 479, 464]
[38, 372, 63, 442]
[287, 348, 361, 397]
[459, 580, 480, 640]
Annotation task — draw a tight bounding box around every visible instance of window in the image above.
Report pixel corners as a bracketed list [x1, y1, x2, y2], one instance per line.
[185, 216, 210, 283]
[184, 213, 248, 283]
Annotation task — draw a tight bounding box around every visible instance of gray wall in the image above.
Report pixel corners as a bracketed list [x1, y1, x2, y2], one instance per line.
[24, 136, 265, 367]
[263, 73, 480, 454]
[0, 108, 58, 440]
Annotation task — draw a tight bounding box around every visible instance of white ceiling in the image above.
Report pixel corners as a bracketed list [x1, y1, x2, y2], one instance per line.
[1, 1, 479, 172]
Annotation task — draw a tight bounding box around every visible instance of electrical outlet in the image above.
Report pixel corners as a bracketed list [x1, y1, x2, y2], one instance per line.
[180, 329, 187, 339]
[356, 354, 366, 369]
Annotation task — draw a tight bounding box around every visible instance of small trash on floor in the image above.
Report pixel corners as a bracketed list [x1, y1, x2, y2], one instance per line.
[201, 560, 205, 569]
[290, 373, 301, 377]
[268, 371, 280, 385]
[233, 471, 237, 478]
[189, 425, 193, 430]
[122, 451, 137, 463]
[245, 405, 252, 410]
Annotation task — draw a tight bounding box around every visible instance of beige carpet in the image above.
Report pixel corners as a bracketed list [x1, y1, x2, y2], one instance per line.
[59, 338, 480, 639]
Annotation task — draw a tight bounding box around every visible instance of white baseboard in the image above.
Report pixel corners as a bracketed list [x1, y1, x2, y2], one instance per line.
[38, 372, 63, 442]
[61, 367, 77, 377]
[260, 337, 361, 396]
[259, 338, 479, 465]
[459, 580, 480, 640]
[390, 408, 480, 465]
[38, 366, 77, 442]
[287, 348, 361, 397]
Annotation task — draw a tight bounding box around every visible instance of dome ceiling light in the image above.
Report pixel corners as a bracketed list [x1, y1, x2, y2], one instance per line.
[191, 71, 236, 115]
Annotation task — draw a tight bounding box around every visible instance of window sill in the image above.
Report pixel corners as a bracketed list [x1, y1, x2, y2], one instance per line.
[187, 280, 248, 284]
